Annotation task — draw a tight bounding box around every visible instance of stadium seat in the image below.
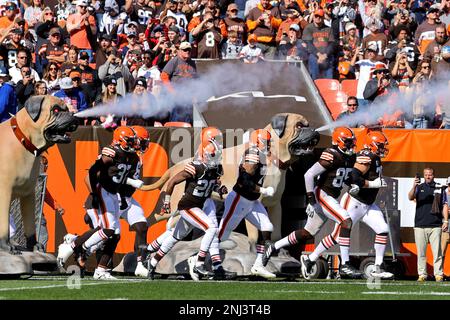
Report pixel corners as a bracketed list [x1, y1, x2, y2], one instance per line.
[163, 122, 192, 128]
[327, 102, 348, 120]
[321, 90, 348, 104]
[314, 79, 341, 92]
[341, 79, 358, 97]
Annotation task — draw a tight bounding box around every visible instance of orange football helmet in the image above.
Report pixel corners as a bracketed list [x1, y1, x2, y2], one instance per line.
[199, 141, 222, 168]
[113, 126, 137, 152]
[364, 130, 389, 158]
[201, 126, 223, 146]
[250, 129, 271, 155]
[332, 126, 356, 155]
[131, 125, 150, 153]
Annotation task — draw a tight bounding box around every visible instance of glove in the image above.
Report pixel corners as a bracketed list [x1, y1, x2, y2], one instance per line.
[260, 186, 275, 197]
[126, 177, 144, 189]
[161, 194, 171, 214]
[367, 177, 387, 189]
[306, 203, 319, 218]
[349, 184, 360, 196]
[217, 185, 228, 199]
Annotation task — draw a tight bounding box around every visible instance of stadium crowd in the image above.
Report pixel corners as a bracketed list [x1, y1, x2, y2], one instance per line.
[1, 0, 450, 126]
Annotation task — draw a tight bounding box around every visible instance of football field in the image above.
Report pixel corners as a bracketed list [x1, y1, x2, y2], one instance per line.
[0, 276, 449, 300]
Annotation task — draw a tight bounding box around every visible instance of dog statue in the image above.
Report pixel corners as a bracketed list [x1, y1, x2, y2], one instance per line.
[0, 96, 78, 272]
[154, 113, 319, 243]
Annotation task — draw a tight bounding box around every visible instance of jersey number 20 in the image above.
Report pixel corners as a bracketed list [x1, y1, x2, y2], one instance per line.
[193, 179, 215, 197]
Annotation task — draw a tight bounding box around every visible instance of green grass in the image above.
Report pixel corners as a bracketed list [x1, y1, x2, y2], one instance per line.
[0, 276, 450, 300]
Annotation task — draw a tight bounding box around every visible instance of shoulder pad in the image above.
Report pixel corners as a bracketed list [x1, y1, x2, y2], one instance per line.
[244, 148, 260, 164]
[356, 150, 372, 164]
[184, 162, 197, 177]
[320, 148, 335, 163]
[102, 146, 116, 158]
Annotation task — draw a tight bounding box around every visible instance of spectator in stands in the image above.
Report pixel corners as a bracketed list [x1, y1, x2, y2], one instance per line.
[24, 0, 45, 30]
[98, 48, 135, 97]
[388, 8, 417, 39]
[161, 41, 197, 123]
[220, 3, 247, 43]
[93, 77, 121, 128]
[34, 80, 48, 96]
[278, 0, 301, 19]
[413, 58, 433, 82]
[408, 167, 445, 282]
[332, 0, 357, 36]
[42, 62, 62, 94]
[359, 0, 384, 36]
[239, 33, 264, 63]
[361, 18, 387, 62]
[415, 5, 444, 55]
[385, 26, 419, 70]
[0, 2, 23, 34]
[246, 0, 282, 59]
[0, 73, 17, 122]
[338, 45, 356, 80]
[352, 43, 379, 110]
[341, 22, 361, 52]
[336, 95, 364, 127]
[191, 12, 222, 58]
[54, 0, 75, 29]
[221, 30, 243, 59]
[35, 7, 64, 48]
[276, 8, 306, 44]
[66, 0, 97, 62]
[303, 9, 336, 80]
[37, 27, 67, 72]
[424, 25, 450, 80]
[100, 0, 124, 36]
[276, 23, 308, 62]
[9, 48, 40, 84]
[61, 45, 79, 76]
[408, 76, 434, 128]
[15, 65, 36, 108]
[363, 63, 396, 103]
[391, 49, 414, 91]
[52, 76, 88, 112]
[137, 50, 161, 93]
[96, 33, 113, 68]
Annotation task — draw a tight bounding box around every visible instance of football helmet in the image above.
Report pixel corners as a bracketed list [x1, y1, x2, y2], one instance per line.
[250, 129, 271, 155]
[131, 125, 150, 153]
[332, 126, 356, 155]
[201, 126, 223, 147]
[199, 140, 222, 169]
[113, 126, 137, 153]
[364, 130, 389, 158]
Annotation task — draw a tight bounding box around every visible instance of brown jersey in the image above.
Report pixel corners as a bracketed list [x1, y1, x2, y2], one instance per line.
[317, 146, 356, 199]
[177, 161, 223, 211]
[130, 4, 155, 32]
[351, 150, 382, 205]
[196, 28, 222, 59]
[362, 33, 388, 62]
[233, 147, 268, 201]
[119, 157, 143, 198]
[220, 17, 246, 41]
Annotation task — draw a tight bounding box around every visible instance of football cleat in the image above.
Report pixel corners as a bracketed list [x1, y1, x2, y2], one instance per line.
[300, 254, 315, 279]
[339, 263, 364, 279]
[262, 241, 277, 267]
[57, 243, 74, 268]
[93, 268, 117, 280]
[211, 266, 238, 280]
[370, 264, 394, 280]
[250, 264, 276, 279]
[188, 256, 199, 281]
[417, 274, 427, 282]
[135, 261, 149, 278]
[193, 264, 214, 280]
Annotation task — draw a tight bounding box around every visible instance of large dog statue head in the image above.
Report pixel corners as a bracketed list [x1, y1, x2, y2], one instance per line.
[21, 96, 79, 150]
[265, 113, 320, 163]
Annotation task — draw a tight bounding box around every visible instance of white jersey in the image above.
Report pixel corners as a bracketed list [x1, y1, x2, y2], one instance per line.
[166, 10, 188, 31]
[355, 59, 380, 99]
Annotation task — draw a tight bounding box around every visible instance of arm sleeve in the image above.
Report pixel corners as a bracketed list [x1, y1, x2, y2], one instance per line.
[304, 162, 327, 193]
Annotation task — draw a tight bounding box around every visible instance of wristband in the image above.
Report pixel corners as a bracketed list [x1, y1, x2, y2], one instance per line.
[164, 194, 171, 203]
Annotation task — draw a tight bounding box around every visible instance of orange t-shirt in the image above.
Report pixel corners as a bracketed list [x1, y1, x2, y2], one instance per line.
[67, 13, 95, 49]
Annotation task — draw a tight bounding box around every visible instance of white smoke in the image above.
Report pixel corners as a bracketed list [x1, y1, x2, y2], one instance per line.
[74, 62, 302, 119]
[316, 78, 450, 133]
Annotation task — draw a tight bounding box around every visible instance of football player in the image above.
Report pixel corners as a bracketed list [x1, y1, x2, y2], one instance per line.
[216, 129, 276, 279]
[338, 130, 393, 279]
[57, 126, 140, 280]
[146, 127, 227, 281]
[146, 127, 236, 280]
[263, 127, 362, 279]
